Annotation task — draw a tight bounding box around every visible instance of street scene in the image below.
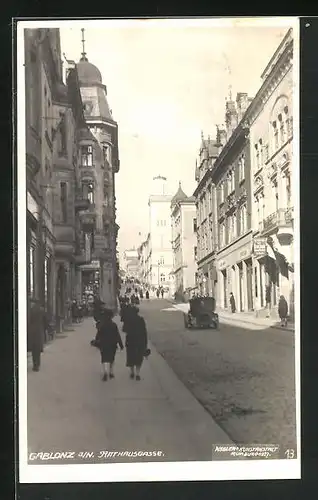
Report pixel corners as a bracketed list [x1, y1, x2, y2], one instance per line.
[22, 18, 298, 473]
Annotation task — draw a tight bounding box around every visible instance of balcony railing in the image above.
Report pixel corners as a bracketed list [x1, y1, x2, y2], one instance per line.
[263, 208, 294, 233]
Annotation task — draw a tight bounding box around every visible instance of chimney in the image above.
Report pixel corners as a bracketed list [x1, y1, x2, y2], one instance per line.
[236, 92, 249, 121]
[225, 99, 238, 137]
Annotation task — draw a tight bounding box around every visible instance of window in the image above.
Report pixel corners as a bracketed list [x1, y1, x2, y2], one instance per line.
[284, 105, 293, 138]
[159, 256, 164, 265]
[44, 256, 48, 302]
[219, 183, 224, 204]
[194, 246, 197, 260]
[259, 139, 263, 167]
[278, 114, 285, 145]
[240, 204, 247, 234]
[60, 182, 67, 223]
[104, 145, 112, 164]
[59, 116, 67, 156]
[286, 174, 291, 207]
[193, 218, 197, 232]
[255, 144, 260, 171]
[232, 212, 237, 239]
[219, 222, 225, 248]
[81, 145, 93, 166]
[239, 155, 245, 182]
[272, 121, 279, 150]
[82, 182, 94, 204]
[265, 143, 269, 162]
[29, 244, 35, 298]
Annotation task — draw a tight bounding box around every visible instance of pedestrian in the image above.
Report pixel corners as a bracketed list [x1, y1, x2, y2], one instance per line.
[77, 301, 84, 322]
[161, 288, 164, 299]
[145, 290, 149, 300]
[265, 285, 271, 318]
[95, 309, 124, 381]
[93, 295, 104, 322]
[123, 307, 148, 381]
[71, 300, 78, 323]
[27, 300, 45, 372]
[229, 292, 236, 313]
[140, 290, 144, 300]
[156, 289, 160, 298]
[278, 295, 288, 327]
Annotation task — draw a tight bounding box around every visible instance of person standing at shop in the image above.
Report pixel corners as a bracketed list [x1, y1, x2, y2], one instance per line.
[229, 292, 236, 313]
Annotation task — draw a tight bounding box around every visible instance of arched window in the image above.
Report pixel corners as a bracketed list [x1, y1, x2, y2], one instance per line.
[270, 95, 291, 153]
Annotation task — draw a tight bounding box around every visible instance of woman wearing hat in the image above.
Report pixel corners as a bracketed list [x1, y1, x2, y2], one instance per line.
[95, 309, 124, 381]
[123, 307, 149, 381]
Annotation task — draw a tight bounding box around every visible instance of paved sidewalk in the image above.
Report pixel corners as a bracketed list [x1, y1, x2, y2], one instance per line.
[168, 300, 295, 332]
[27, 317, 233, 464]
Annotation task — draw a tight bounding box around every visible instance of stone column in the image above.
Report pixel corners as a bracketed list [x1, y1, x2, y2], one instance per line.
[242, 260, 248, 312]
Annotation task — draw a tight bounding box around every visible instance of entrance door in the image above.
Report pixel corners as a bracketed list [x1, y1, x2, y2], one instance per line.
[246, 258, 253, 311]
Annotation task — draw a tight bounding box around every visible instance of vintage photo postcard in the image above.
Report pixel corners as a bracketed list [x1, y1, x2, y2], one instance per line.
[17, 16, 301, 483]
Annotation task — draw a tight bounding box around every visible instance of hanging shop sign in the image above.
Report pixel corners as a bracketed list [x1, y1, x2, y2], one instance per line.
[253, 238, 267, 258]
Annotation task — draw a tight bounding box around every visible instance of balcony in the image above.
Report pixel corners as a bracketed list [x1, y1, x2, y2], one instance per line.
[79, 209, 96, 232]
[75, 196, 90, 212]
[74, 251, 91, 266]
[262, 208, 294, 242]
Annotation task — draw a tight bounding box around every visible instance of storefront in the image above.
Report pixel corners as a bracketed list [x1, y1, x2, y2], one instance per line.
[217, 233, 254, 312]
[253, 234, 294, 319]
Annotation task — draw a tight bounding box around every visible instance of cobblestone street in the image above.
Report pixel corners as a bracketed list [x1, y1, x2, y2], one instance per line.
[142, 299, 297, 455]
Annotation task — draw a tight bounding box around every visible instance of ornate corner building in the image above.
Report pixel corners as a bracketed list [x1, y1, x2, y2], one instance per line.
[25, 28, 120, 339]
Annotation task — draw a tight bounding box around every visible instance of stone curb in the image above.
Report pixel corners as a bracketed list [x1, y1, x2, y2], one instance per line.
[146, 338, 234, 449]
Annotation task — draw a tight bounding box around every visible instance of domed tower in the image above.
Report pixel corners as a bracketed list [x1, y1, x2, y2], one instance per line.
[76, 28, 120, 311]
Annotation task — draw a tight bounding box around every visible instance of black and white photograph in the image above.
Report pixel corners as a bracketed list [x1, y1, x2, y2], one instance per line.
[17, 17, 300, 483]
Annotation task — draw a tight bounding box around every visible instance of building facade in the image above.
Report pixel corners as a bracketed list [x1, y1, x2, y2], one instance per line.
[212, 93, 254, 312]
[171, 183, 197, 298]
[25, 28, 96, 333]
[193, 134, 220, 297]
[75, 38, 120, 310]
[246, 28, 294, 319]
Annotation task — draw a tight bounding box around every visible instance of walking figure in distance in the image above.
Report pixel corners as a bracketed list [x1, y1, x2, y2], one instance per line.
[95, 309, 124, 381]
[123, 307, 148, 381]
[161, 288, 164, 298]
[278, 295, 288, 327]
[229, 292, 236, 313]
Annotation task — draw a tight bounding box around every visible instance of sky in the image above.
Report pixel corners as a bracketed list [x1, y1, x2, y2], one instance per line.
[59, 18, 295, 260]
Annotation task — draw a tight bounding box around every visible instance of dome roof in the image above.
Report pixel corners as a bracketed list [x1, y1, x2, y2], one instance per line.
[76, 56, 102, 85]
[171, 182, 188, 206]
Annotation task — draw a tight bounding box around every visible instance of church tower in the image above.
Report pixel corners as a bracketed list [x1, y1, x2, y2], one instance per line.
[76, 29, 120, 309]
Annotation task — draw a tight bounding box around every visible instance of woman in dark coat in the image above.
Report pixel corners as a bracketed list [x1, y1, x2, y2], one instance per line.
[145, 290, 149, 300]
[123, 307, 148, 381]
[229, 292, 236, 313]
[95, 309, 124, 381]
[28, 301, 45, 372]
[278, 295, 288, 327]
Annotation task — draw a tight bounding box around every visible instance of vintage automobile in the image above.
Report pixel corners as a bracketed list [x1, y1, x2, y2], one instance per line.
[183, 296, 219, 329]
